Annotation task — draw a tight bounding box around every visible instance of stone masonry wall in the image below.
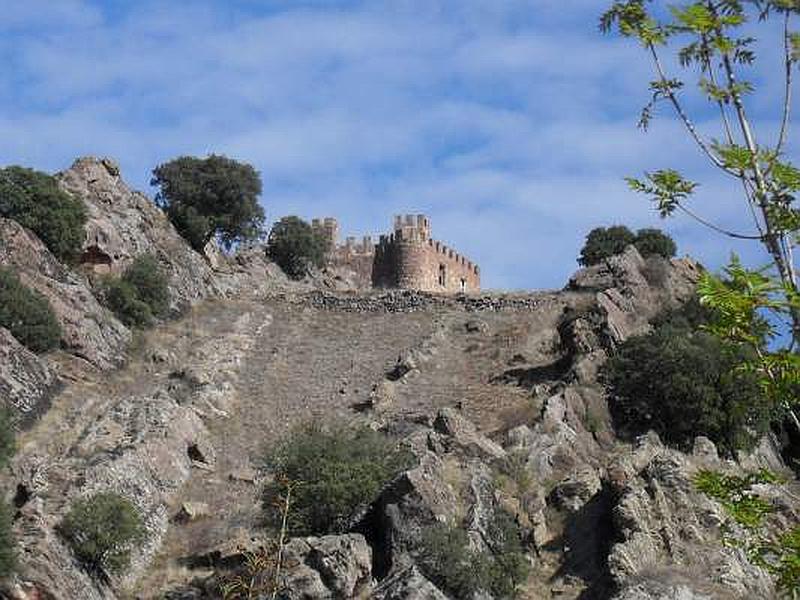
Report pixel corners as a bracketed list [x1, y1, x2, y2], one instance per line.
[313, 214, 480, 293]
[374, 215, 480, 293]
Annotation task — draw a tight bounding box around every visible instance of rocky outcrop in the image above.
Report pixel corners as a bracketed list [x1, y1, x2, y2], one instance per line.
[57, 158, 224, 310]
[569, 247, 701, 344]
[604, 433, 787, 600]
[0, 328, 59, 418]
[281, 534, 372, 598]
[0, 217, 130, 368]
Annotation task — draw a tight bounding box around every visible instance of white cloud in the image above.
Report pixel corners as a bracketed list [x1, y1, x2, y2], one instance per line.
[0, 0, 793, 289]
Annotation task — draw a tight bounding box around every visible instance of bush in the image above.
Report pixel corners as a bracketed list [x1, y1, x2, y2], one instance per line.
[266, 216, 328, 280]
[101, 255, 169, 328]
[578, 226, 635, 266]
[0, 410, 15, 580]
[602, 318, 772, 455]
[0, 501, 15, 579]
[0, 166, 86, 263]
[0, 409, 15, 471]
[121, 255, 169, 318]
[151, 155, 265, 251]
[578, 225, 677, 265]
[0, 268, 61, 353]
[418, 510, 530, 599]
[634, 227, 677, 259]
[59, 492, 145, 578]
[263, 423, 413, 536]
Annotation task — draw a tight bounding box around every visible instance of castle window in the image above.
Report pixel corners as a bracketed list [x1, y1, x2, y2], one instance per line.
[438, 263, 446, 287]
[460, 278, 466, 292]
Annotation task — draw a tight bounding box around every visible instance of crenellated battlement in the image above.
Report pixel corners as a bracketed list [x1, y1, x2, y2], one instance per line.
[313, 213, 480, 293]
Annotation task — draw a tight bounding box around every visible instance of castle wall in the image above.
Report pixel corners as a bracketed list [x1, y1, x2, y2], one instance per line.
[373, 215, 480, 293]
[314, 214, 480, 293]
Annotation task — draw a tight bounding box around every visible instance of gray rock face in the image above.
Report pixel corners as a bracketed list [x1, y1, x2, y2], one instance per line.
[281, 534, 372, 599]
[0, 217, 130, 368]
[0, 327, 59, 417]
[569, 247, 701, 344]
[372, 566, 449, 599]
[606, 435, 780, 599]
[57, 157, 222, 310]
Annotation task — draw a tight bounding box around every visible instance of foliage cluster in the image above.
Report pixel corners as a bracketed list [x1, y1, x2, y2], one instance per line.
[602, 301, 772, 456]
[152, 155, 265, 252]
[101, 255, 169, 328]
[0, 166, 87, 263]
[0, 409, 15, 579]
[417, 510, 530, 599]
[578, 225, 676, 265]
[59, 492, 146, 579]
[266, 216, 329, 280]
[0, 267, 61, 353]
[262, 424, 413, 536]
[695, 469, 800, 594]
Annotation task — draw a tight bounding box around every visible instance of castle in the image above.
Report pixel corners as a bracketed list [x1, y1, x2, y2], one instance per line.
[311, 215, 480, 293]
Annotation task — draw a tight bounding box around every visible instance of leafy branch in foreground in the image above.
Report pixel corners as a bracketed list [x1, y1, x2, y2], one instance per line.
[602, 1, 800, 342]
[698, 258, 800, 426]
[695, 468, 800, 595]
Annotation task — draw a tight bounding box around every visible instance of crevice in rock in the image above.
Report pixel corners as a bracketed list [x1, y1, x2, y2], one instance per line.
[491, 354, 574, 390]
[385, 363, 412, 382]
[187, 443, 207, 464]
[544, 482, 620, 600]
[13, 483, 30, 509]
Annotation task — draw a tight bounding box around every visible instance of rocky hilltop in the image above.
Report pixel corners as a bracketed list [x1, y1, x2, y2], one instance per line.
[0, 158, 797, 600]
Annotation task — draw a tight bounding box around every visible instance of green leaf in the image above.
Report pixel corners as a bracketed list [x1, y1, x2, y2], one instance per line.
[626, 169, 699, 216]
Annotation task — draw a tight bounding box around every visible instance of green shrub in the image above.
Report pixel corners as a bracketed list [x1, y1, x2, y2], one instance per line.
[101, 255, 169, 328]
[103, 279, 153, 328]
[0, 268, 61, 353]
[151, 155, 264, 251]
[418, 510, 530, 599]
[263, 423, 413, 536]
[266, 216, 328, 280]
[0, 501, 15, 579]
[634, 227, 677, 259]
[121, 255, 169, 318]
[578, 225, 677, 265]
[0, 410, 15, 580]
[0, 409, 15, 470]
[0, 166, 86, 262]
[578, 226, 635, 266]
[59, 492, 145, 578]
[602, 320, 772, 455]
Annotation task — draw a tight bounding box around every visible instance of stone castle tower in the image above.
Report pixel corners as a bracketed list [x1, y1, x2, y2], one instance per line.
[312, 214, 480, 293]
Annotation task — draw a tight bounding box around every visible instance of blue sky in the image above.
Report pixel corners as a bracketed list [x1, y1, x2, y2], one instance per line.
[0, 0, 795, 290]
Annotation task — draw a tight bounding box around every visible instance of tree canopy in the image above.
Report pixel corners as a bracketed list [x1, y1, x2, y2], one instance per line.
[266, 216, 328, 280]
[151, 155, 265, 252]
[0, 166, 86, 263]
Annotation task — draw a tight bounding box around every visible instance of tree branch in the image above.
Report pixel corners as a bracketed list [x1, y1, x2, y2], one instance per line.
[648, 43, 735, 175]
[675, 202, 763, 239]
[777, 11, 793, 156]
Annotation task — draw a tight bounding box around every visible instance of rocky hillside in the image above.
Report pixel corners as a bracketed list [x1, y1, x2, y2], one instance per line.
[0, 159, 798, 600]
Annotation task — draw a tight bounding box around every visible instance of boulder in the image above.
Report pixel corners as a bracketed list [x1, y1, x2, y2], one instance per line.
[372, 566, 448, 599]
[0, 217, 130, 368]
[432, 407, 506, 460]
[175, 502, 210, 522]
[281, 534, 372, 599]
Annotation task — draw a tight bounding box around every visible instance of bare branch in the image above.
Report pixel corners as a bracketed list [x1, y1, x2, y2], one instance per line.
[699, 33, 766, 237]
[675, 203, 763, 239]
[777, 11, 793, 155]
[648, 44, 736, 175]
